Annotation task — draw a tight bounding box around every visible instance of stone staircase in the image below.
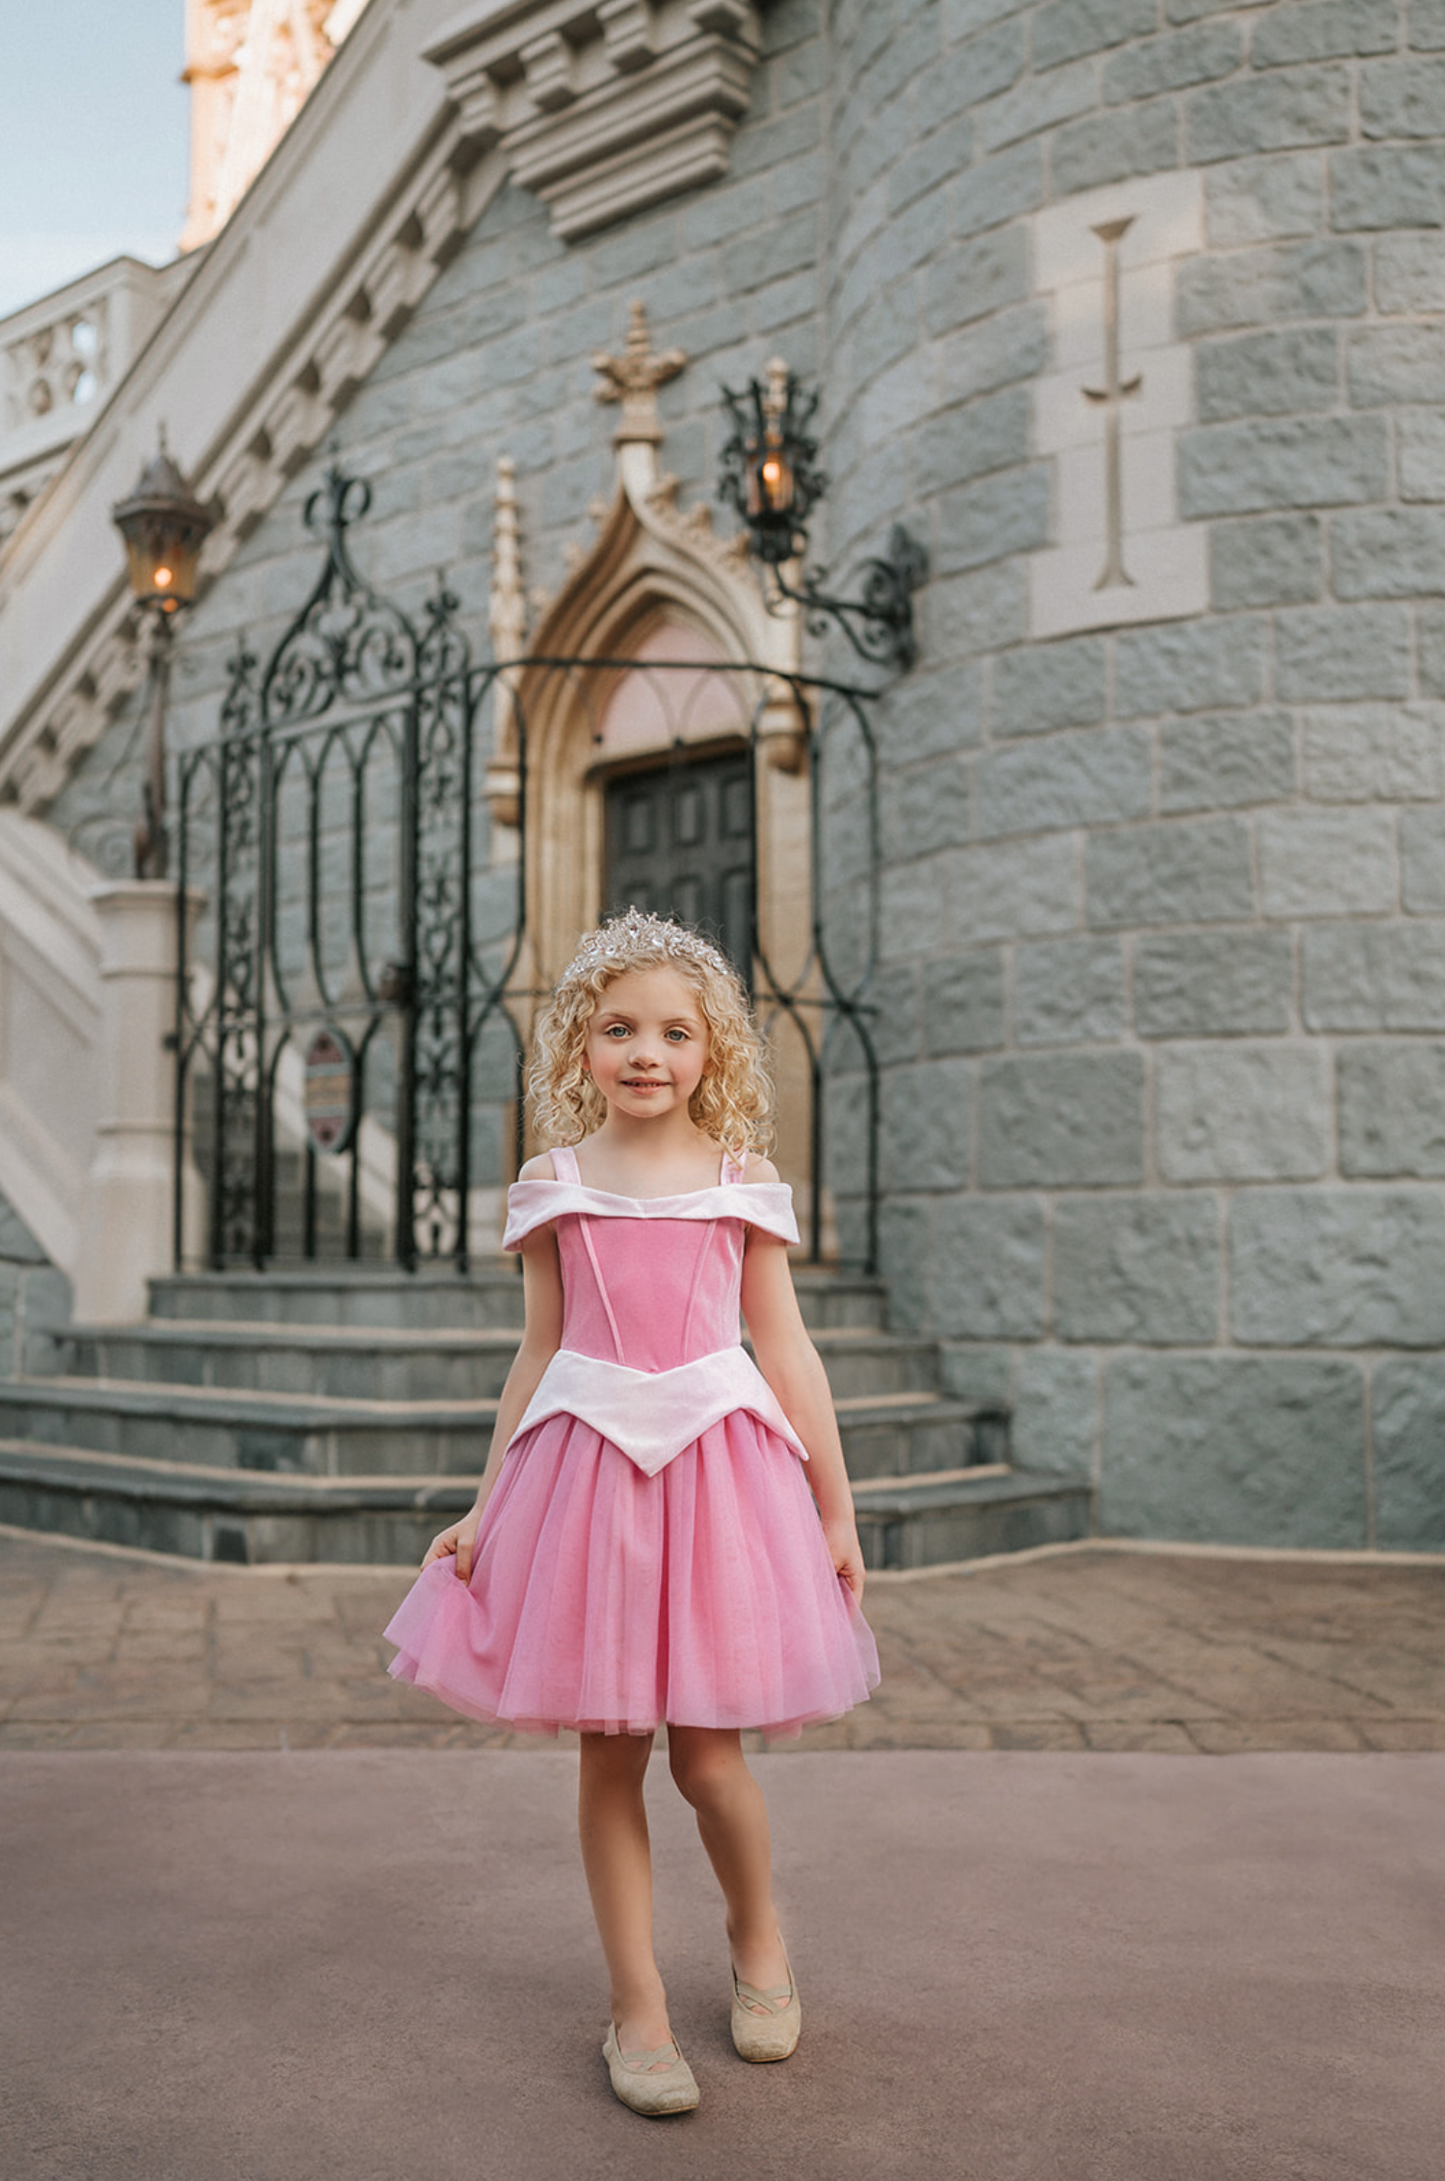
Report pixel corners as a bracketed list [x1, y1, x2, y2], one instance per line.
[0, 1263, 1091, 1569]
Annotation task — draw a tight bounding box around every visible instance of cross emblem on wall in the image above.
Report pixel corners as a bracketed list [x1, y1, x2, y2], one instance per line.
[1082, 216, 1142, 593]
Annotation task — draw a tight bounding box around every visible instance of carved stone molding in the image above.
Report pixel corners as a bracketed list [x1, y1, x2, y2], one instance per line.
[424, 0, 763, 240]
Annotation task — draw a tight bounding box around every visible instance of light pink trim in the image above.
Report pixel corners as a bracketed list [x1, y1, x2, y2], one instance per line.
[502, 1180, 799, 1251]
[509, 1346, 808, 1476]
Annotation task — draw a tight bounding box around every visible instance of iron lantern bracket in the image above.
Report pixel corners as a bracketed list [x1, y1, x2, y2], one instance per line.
[765, 525, 929, 674]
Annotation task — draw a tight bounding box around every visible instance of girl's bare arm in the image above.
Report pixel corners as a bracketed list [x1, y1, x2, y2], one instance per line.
[422, 1217, 564, 1580]
[739, 1194, 866, 1600]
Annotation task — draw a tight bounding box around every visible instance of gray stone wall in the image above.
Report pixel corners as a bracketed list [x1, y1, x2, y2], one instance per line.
[0, 1193, 69, 1378]
[823, 0, 1445, 1551]
[42, 0, 1445, 1549]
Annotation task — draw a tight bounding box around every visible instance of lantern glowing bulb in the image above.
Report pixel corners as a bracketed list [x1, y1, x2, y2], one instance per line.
[154, 566, 173, 588]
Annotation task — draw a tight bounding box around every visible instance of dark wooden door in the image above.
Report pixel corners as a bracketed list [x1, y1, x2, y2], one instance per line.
[603, 750, 754, 973]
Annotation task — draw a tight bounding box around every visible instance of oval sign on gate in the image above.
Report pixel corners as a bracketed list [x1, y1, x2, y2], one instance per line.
[303, 1027, 356, 1155]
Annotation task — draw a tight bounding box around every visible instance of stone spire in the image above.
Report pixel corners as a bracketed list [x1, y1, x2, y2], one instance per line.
[591, 300, 687, 448]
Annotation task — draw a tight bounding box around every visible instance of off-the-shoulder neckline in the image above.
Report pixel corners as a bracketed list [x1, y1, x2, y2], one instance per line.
[508, 1176, 789, 1207]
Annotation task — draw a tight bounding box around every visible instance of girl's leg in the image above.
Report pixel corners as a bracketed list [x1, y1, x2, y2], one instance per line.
[667, 1725, 790, 1993]
[577, 1730, 675, 2060]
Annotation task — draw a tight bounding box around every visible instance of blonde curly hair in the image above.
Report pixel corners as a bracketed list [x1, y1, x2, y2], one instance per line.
[528, 909, 774, 1154]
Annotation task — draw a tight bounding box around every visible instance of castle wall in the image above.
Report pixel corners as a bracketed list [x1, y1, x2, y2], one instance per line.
[42, 0, 1445, 1549]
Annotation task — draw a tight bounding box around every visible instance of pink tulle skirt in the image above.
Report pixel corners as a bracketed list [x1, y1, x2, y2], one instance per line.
[384, 1411, 880, 1738]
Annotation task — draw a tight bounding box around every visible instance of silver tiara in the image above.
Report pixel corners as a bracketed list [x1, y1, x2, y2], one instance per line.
[563, 907, 734, 984]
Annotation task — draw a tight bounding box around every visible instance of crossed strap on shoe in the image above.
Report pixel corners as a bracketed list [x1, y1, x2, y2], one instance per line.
[602, 2022, 700, 2115]
[730, 1943, 801, 2062]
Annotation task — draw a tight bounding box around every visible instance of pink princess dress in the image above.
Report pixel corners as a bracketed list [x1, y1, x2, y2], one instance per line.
[384, 1145, 880, 1737]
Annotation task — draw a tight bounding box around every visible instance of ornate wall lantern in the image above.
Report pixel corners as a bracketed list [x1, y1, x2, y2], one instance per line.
[718, 359, 927, 672]
[112, 434, 215, 613]
[110, 434, 216, 878]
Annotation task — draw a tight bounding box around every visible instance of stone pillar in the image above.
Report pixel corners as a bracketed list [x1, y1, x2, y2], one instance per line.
[73, 882, 200, 1325]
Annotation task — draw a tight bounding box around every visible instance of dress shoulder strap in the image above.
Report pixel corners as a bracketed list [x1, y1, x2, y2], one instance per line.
[720, 1145, 747, 1185]
[550, 1144, 581, 1182]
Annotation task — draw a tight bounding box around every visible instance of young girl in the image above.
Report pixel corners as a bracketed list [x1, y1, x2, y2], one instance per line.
[384, 908, 879, 2116]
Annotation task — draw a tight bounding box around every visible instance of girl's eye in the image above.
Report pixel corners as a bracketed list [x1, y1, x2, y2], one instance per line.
[604, 1024, 630, 1037]
[665, 1028, 689, 1042]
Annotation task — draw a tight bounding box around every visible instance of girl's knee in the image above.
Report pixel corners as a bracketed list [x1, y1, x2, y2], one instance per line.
[668, 1730, 746, 1809]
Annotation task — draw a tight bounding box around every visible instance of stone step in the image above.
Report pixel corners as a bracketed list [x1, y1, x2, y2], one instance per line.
[0, 1441, 1089, 1571]
[147, 1264, 889, 1334]
[850, 1468, 1093, 1571]
[0, 1377, 998, 1483]
[44, 1320, 945, 1406]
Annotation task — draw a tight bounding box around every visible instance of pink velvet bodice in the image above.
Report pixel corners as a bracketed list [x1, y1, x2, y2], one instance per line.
[554, 1185, 747, 1372]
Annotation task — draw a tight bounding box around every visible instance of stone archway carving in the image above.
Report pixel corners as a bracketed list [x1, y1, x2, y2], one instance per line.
[489, 301, 812, 1001]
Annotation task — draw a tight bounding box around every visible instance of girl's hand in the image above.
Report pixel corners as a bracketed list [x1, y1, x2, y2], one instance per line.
[825, 1517, 867, 1603]
[422, 1506, 483, 1582]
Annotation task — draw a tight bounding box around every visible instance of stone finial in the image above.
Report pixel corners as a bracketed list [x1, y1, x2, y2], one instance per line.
[489, 455, 525, 664]
[591, 300, 687, 447]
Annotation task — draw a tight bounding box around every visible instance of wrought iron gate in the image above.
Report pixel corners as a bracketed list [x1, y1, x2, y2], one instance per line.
[173, 462, 883, 1273]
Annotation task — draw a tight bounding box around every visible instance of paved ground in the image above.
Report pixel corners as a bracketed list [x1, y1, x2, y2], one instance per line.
[2, 1524, 1443, 1753]
[5, 1746, 1442, 2181]
[5, 1529, 1445, 2178]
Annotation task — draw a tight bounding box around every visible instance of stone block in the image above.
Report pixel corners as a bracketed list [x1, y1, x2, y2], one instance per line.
[1032, 0, 1159, 72]
[1159, 710, 1296, 812]
[1049, 101, 1182, 198]
[1329, 145, 1445, 229]
[917, 24, 1027, 138]
[0, 1196, 46, 1265]
[1099, 1355, 1367, 1546]
[1054, 1193, 1221, 1343]
[1339, 1042, 1445, 1176]
[1274, 605, 1411, 701]
[1301, 703, 1444, 802]
[992, 636, 1107, 737]
[1401, 809, 1445, 911]
[881, 852, 952, 961]
[923, 563, 1029, 658]
[940, 301, 1050, 402]
[934, 465, 1051, 576]
[1178, 417, 1387, 517]
[1210, 514, 1323, 609]
[1204, 151, 1325, 245]
[924, 950, 1008, 1055]
[1348, 327, 1445, 410]
[1397, 415, 1445, 502]
[881, 661, 985, 763]
[1087, 819, 1256, 927]
[914, 387, 1032, 492]
[1013, 936, 1127, 1046]
[1360, 55, 1445, 138]
[883, 759, 970, 859]
[1156, 1043, 1330, 1180]
[1105, 22, 1243, 101]
[1230, 1187, 1445, 1345]
[953, 833, 1084, 943]
[976, 57, 1097, 156]
[1371, 1361, 1445, 1550]
[936, 1343, 1014, 1408]
[888, 115, 976, 216]
[876, 1196, 934, 1331]
[932, 1196, 1049, 1340]
[1134, 929, 1295, 1037]
[1259, 810, 1399, 917]
[1196, 327, 1338, 420]
[977, 1051, 1145, 1186]
[881, 1060, 976, 1190]
[1303, 920, 1445, 1028]
[1177, 237, 1365, 333]
[955, 142, 1045, 239]
[975, 728, 1152, 840]
[1253, 2, 1400, 66]
[1412, 0, 1445, 49]
[1187, 64, 1352, 164]
[1419, 603, 1445, 698]
[922, 226, 1030, 341]
[1373, 234, 1445, 314]
[720, 209, 818, 295]
[1114, 619, 1265, 716]
[945, 0, 1025, 36]
[1011, 1350, 1099, 1479]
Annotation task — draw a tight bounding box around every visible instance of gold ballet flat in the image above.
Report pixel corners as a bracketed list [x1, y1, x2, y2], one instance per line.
[601, 2022, 700, 2115]
[730, 1939, 801, 2062]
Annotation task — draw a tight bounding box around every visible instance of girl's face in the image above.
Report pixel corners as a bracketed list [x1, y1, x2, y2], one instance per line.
[582, 965, 710, 1125]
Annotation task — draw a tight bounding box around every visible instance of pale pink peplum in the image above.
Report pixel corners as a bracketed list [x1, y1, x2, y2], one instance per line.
[384, 1145, 880, 1737]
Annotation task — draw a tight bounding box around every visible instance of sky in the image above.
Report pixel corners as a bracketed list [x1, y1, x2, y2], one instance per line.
[0, 2, 191, 317]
